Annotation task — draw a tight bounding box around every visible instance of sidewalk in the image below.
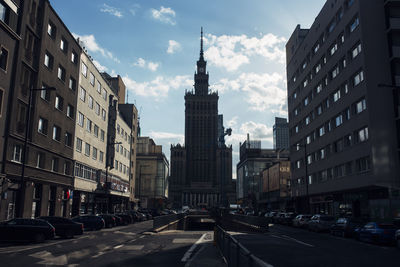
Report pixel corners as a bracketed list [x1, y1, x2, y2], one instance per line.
[186, 234, 226, 267]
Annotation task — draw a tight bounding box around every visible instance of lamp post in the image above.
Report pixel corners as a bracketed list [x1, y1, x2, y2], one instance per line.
[18, 86, 56, 218]
[105, 141, 121, 213]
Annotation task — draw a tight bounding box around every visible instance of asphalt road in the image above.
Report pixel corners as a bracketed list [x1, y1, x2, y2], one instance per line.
[231, 224, 400, 267]
[0, 220, 222, 267]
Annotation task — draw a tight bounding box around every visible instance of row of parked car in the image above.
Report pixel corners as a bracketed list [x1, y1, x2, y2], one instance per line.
[263, 211, 400, 248]
[0, 209, 155, 243]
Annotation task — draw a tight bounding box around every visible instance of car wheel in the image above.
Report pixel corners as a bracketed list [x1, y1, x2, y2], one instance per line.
[34, 233, 45, 243]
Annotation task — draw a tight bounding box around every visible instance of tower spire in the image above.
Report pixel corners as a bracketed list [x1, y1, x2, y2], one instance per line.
[200, 27, 204, 59]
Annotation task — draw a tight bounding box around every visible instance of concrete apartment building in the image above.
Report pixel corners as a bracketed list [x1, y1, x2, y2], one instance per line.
[0, 0, 81, 220]
[136, 137, 169, 209]
[236, 134, 289, 210]
[286, 0, 400, 219]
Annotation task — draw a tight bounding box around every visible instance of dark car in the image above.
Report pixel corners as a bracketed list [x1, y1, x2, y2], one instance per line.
[112, 215, 124, 226]
[282, 212, 297, 226]
[116, 214, 133, 224]
[72, 215, 105, 231]
[308, 215, 336, 232]
[38, 216, 83, 238]
[357, 222, 397, 244]
[98, 214, 116, 228]
[330, 217, 365, 238]
[0, 218, 55, 243]
[292, 214, 312, 228]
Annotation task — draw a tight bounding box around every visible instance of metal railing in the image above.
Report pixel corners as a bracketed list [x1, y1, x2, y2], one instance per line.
[214, 225, 269, 267]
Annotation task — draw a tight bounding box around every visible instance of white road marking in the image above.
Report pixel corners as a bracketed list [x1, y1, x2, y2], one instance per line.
[271, 234, 314, 248]
[184, 243, 206, 267]
[114, 244, 124, 249]
[118, 245, 144, 251]
[181, 233, 208, 262]
[29, 250, 68, 266]
[91, 251, 106, 258]
[173, 238, 199, 244]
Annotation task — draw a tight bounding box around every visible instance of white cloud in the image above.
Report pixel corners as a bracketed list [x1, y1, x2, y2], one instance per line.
[92, 60, 108, 72]
[122, 75, 192, 99]
[149, 131, 184, 144]
[212, 72, 287, 116]
[133, 58, 160, 72]
[73, 33, 120, 63]
[167, 40, 181, 54]
[204, 33, 286, 71]
[151, 6, 176, 25]
[130, 4, 140, 16]
[225, 121, 273, 148]
[100, 4, 123, 18]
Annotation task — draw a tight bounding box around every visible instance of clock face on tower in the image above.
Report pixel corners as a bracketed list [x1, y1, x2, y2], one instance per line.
[199, 67, 204, 73]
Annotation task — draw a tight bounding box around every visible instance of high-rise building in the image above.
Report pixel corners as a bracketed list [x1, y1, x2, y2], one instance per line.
[0, 0, 82, 219]
[169, 29, 233, 208]
[286, 0, 400, 219]
[273, 117, 289, 149]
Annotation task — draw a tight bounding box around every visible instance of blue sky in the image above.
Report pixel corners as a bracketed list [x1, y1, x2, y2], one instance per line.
[51, 0, 326, 178]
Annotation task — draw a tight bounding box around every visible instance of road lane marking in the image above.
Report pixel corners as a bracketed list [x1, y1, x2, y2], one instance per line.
[173, 238, 199, 244]
[181, 233, 208, 262]
[114, 244, 124, 249]
[271, 234, 314, 248]
[118, 245, 144, 251]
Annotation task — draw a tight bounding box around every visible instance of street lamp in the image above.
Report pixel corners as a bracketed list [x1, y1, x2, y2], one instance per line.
[19, 86, 56, 218]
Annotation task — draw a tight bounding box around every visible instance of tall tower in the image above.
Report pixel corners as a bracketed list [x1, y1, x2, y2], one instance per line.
[169, 28, 233, 208]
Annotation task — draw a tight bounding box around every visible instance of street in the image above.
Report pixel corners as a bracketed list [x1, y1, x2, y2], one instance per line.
[232, 224, 400, 267]
[0, 221, 218, 267]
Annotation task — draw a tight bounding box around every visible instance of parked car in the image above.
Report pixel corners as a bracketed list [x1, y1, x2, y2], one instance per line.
[282, 212, 297, 225]
[0, 218, 55, 243]
[138, 209, 153, 220]
[38, 216, 83, 238]
[308, 215, 336, 232]
[116, 213, 133, 224]
[395, 229, 400, 249]
[98, 214, 116, 228]
[330, 217, 365, 238]
[274, 212, 286, 224]
[357, 222, 397, 244]
[292, 214, 312, 228]
[72, 215, 105, 231]
[264, 211, 277, 223]
[112, 215, 124, 226]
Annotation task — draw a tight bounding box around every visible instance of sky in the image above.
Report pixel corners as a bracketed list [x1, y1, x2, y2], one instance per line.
[50, 0, 326, 178]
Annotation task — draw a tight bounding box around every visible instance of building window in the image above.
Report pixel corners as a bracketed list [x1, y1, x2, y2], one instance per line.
[334, 139, 344, 153]
[51, 158, 59, 172]
[356, 156, 371, 172]
[78, 112, 84, 127]
[333, 89, 341, 102]
[81, 62, 88, 77]
[44, 52, 53, 69]
[76, 138, 82, 152]
[313, 43, 320, 54]
[52, 125, 61, 141]
[335, 114, 343, 127]
[96, 81, 101, 93]
[320, 148, 326, 160]
[102, 88, 107, 100]
[304, 97, 309, 106]
[99, 151, 104, 162]
[36, 152, 45, 168]
[57, 65, 65, 82]
[67, 104, 74, 119]
[303, 79, 308, 88]
[315, 63, 321, 74]
[94, 124, 99, 137]
[319, 126, 325, 137]
[296, 160, 301, 169]
[355, 98, 366, 114]
[55, 95, 63, 111]
[85, 143, 90, 157]
[95, 102, 100, 115]
[330, 43, 338, 56]
[92, 147, 97, 160]
[305, 116, 310, 125]
[353, 70, 364, 86]
[344, 134, 352, 147]
[317, 105, 322, 115]
[60, 37, 68, 52]
[38, 117, 48, 135]
[331, 65, 339, 79]
[0, 46, 9, 71]
[89, 72, 95, 86]
[69, 77, 76, 91]
[79, 87, 86, 102]
[302, 61, 307, 70]
[86, 119, 92, 133]
[65, 132, 72, 147]
[71, 50, 78, 64]
[349, 16, 359, 33]
[100, 130, 105, 142]
[357, 127, 369, 143]
[306, 135, 311, 144]
[295, 125, 299, 133]
[64, 161, 71, 175]
[12, 144, 22, 162]
[102, 109, 106, 121]
[47, 21, 56, 38]
[352, 43, 362, 59]
[307, 154, 312, 165]
[0, 2, 8, 23]
[88, 95, 93, 109]
[40, 85, 51, 102]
